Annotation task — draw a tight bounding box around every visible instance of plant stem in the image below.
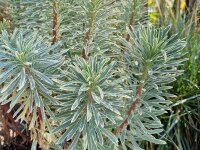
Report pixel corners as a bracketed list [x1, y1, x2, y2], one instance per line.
[52, 0, 58, 45]
[113, 82, 143, 135]
[82, 1, 97, 60]
[37, 107, 43, 122]
[82, 28, 91, 60]
[114, 64, 148, 135]
[126, 11, 135, 42]
[1, 105, 29, 141]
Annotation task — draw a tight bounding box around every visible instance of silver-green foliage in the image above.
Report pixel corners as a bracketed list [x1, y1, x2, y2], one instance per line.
[11, 0, 120, 55]
[118, 0, 148, 32]
[117, 25, 186, 149]
[0, 29, 63, 129]
[11, 0, 52, 39]
[53, 56, 129, 149]
[0, 0, 187, 150]
[50, 26, 186, 150]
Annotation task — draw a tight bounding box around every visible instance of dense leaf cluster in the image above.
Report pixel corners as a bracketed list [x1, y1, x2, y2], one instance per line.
[0, 0, 186, 149]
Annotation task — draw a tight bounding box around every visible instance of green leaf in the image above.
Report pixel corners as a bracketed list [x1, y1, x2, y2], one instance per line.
[140, 134, 166, 144]
[32, 68, 53, 85]
[97, 86, 104, 99]
[71, 105, 85, 123]
[99, 127, 118, 145]
[87, 104, 92, 122]
[68, 132, 81, 150]
[39, 89, 59, 105]
[91, 92, 101, 104]
[8, 86, 26, 112]
[39, 97, 46, 119]
[0, 68, 17, 85]
[78, 84, 88, 95]
[92, 106, 100, 126]
[71, 92, 85, 110]
[1, 74, 19, 94]
[31, 141, 37, 150]
[28, 91, 33, 112]
[13, 100, 27, 118]
[29, 106, 37, 129]
[0, 65, 17, 79]
[34, 90, 41, 107]
[36, 78, 51, 94]
[18, 68, 26, 91]
[79, 115, 86, 131]
[44, 102, 56, 120]
[67, 122, 80, 140]
[52, 119, 71, 133]
[28, 75, 35, 90]
[69, 65, 87, 83]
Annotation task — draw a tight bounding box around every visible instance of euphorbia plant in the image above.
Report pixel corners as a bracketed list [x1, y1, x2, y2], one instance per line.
[50, 25, 185, 149]
[0, 0, 186, 150]
[0, 29, 64, 147]
[53, 56, 128, 149]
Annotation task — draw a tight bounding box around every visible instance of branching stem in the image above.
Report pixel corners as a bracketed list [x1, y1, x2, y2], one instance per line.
[114, 64, 148, 135]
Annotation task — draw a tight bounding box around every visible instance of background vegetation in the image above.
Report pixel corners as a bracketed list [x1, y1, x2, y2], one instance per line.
[149, 0, 200, 150]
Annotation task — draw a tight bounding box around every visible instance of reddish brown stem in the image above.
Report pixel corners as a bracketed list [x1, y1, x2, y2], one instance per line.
[37, 107, 43, 122]
[82, 28, 91, 60]
[52, 1, 58, 45]
[1, 107, 9, 140]
[6, 113, 28, 141]
[86, 28, 91, 44]
[82, 48, 87, 60]
[113, 82, 144, 135]
[63, 140, 71, 150]
[1, 105, 29, 141]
